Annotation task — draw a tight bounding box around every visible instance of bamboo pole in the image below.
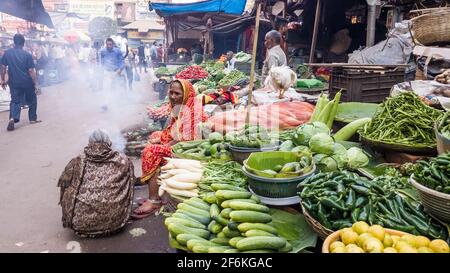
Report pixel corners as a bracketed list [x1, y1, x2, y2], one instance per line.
[245, 1, 262, 124]
[309, 0, 322, 63]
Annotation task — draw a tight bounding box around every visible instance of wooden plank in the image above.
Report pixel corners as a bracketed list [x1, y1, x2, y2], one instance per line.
[245, 2, 262, 124]
[309, 0, 321, 63]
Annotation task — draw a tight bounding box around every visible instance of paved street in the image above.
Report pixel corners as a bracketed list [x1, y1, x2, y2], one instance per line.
[0, 71, 174, 253]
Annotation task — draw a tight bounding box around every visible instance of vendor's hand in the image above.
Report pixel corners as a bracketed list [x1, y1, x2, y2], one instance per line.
[116, 70, 122, 76]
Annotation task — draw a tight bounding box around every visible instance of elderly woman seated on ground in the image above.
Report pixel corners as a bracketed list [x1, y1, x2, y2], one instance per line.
[57, 129, 136, 237]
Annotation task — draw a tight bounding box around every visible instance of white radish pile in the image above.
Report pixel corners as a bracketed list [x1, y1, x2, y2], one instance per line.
[158, 158, 204, 198]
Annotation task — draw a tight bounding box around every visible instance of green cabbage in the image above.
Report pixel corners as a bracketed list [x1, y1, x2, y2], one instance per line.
[347, 147, 369, 169]
[279, 140, 295, 151]
[309, 133, 334, 155]
[317, 156, 339, 172]
[313, 154, 327, 164]
[224, 132, 238, 142]
[291, 146, 311, 154]
[208, 132, 224, 144]
[332, 143, 348, 169]
[294, 122, 330, 146]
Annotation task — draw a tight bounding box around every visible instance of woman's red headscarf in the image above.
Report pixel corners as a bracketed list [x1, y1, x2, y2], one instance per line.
[154, 79, 207, 144]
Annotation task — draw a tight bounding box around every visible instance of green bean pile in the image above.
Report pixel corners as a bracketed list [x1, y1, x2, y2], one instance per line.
[438, 112, 450, 139]
[362, 92, 443, 147]
[198, 161, 247, 193]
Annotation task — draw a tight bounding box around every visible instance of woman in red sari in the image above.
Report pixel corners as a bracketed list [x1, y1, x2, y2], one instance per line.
[132, 79, 207, 218]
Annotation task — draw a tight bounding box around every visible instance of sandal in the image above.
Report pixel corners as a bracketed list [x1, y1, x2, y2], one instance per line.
[30, 120, 42, 124]
[131, 199, 161, 220]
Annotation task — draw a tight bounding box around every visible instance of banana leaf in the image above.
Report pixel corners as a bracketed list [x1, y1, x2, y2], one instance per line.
[269, 208, 317, 253]
[335, 102, 380, 123]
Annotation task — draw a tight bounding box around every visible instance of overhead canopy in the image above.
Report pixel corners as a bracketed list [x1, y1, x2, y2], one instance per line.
[149, 0, 247, 17]
[0, 0, 54, 28]
[48, 11, 89, 28]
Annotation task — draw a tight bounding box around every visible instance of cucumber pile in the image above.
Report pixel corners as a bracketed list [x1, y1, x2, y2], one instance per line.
[165, 189, 291, 253]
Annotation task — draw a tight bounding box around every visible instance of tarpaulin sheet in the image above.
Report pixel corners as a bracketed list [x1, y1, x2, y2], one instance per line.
[150, 0, 246, 17]
[0, 0, 54, 28]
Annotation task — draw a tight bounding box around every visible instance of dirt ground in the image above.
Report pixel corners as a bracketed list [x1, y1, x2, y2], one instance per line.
[0, 71, 175, 253]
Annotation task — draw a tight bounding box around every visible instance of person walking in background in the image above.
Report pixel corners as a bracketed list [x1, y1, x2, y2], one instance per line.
[99, 38, 125, 110]
[137, 42, 147, 73]
[157, 43, 163, 63]
[144, 44, 151, 68]
[124, 48, 136, 91]
[88, 43, 100, 91]
[1, 34, 41, 131]
[150, 42, 158, 68]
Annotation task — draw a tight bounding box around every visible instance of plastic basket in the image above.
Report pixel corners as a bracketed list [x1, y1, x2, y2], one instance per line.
[410, 175, 450, 223]
[242, 165, 315, 198]
[301, 203, 334, 240]
[330, 67, 405, 103]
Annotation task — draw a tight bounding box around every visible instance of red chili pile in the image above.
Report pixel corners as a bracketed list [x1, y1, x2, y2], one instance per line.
[175, 66, 209, 79]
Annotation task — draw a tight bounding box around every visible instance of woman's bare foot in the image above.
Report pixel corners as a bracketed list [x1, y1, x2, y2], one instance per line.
[131, 199, 161, 219]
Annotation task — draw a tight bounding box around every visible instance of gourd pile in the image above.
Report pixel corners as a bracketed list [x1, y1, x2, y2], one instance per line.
[165, 187, 292, 253]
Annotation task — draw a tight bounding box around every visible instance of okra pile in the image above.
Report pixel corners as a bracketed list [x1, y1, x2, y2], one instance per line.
[361, 92, 443, 147]
[298, 171, 447, 240]
[414, 153, 450, 194]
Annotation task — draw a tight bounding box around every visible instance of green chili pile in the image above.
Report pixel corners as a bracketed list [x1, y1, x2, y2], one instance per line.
[414, 153, 450, 194]
[361, 92, 443, 147]
[298, 171, 447, 239]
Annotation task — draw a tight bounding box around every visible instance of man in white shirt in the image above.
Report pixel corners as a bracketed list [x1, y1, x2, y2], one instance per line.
[262, 30, 287, 83]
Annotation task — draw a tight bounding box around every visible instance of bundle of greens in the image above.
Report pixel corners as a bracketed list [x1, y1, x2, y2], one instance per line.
[234, 52, 252, 63]
[218, 70, 247, 87]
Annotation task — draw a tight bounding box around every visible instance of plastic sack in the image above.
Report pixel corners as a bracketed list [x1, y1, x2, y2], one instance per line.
[348, 21, 413, 65]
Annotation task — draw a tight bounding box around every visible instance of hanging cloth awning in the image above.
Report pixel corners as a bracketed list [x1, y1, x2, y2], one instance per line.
[0, 0, 54, 28]
[149, 0, 247, 17]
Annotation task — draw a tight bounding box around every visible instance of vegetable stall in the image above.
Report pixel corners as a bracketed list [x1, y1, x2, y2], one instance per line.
[128, 48, 450, 254]
[153, 88, 450, 254]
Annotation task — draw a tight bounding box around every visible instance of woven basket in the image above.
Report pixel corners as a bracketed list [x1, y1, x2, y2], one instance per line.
[301, 203, 334, 240]
[322, 228, 408, 253]
[410, 175, 450, 223]
[410, 9, 450, 46]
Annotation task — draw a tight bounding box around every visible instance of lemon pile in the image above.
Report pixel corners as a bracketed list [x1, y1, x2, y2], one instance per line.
[329, 221, 450, 253]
